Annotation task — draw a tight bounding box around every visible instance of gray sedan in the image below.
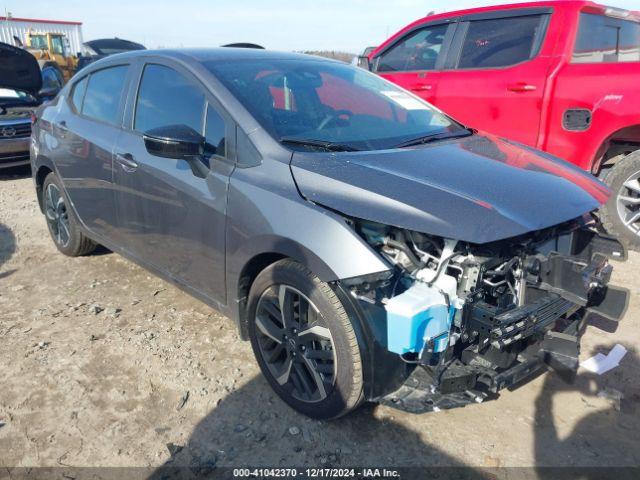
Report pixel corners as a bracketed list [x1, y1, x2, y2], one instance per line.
[28, 48, 627, 419]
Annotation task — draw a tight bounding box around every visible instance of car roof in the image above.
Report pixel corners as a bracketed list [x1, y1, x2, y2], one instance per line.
[391, 1, 605, 26]
[106, 47, 339, 64]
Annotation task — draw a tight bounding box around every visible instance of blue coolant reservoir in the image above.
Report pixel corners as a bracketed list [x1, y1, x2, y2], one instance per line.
[385, 281, 454, 355]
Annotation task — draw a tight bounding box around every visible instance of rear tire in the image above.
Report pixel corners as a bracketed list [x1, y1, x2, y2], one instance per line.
[600, 151, 640, 251]
[42, 172, 97, 257]
[247, 259, 364, 419]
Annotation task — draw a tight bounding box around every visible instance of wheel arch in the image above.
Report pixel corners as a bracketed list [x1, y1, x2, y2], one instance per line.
[593, 124, 640, 174]
[232, 236, 351, 340]
[33, 157, 56, 213]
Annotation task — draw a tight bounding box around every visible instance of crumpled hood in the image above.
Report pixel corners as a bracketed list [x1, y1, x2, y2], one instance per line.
[0, 42, 42, 96]
[290, 134, 610, 244]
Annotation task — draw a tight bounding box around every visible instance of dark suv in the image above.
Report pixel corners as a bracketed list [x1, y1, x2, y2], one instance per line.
[0, 43, 42, 169]
[28, 48, 627, 419]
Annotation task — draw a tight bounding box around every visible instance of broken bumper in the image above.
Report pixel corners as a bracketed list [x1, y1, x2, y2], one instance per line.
[379, 318, 583, 414]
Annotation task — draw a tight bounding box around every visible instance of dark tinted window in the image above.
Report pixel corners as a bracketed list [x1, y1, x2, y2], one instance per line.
[135, 64, 205, 134]
[458, 15, 543, 69]
[573, 13, 640, 63]
[377, 24, 448, 72]
[70, 76, 88, 112]
[82, 66, 128, 124]
[204, 104, 226, 159]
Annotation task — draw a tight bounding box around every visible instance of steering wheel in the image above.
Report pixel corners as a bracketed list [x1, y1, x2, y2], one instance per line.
[316, 109, 353, 131]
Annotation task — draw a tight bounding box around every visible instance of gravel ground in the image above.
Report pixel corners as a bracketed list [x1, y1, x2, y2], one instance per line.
[1, 166, 639, 471]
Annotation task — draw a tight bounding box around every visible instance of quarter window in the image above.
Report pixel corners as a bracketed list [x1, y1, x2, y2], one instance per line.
[82, 66, 128, 125]
[573, 13, 640, 63]
[376, 24, 448, 72]
[70, 76, 88, 112]
[204, 104, 226, 159]
[458, 15, 544, 69]
[134, 64, 205, 134]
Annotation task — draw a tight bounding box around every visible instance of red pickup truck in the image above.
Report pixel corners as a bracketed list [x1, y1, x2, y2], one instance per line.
[366, 1, 640, 249]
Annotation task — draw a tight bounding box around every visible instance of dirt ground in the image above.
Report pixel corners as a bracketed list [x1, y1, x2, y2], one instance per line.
[1, 166, 639, 473]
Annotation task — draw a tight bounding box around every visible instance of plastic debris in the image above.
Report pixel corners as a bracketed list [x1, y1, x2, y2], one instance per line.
[580, 344, 627, 375]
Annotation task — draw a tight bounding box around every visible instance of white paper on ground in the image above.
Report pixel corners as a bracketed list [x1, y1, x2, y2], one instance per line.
[580, 344, 628, 375]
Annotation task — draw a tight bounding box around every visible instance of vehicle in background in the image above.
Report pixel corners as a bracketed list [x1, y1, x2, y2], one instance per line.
[1, 15, 85, 83]
[221, 43, 265, 49]
[76, 38, 145, 71]
[0, 42, 55, 170]
[28, 49, 627, 419]
[21, 31, 77, 82]
[365, 1, 640, 249]
[354, 46, 376, 67]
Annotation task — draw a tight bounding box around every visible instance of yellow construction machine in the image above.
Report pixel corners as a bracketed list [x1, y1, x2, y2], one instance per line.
[23, 31, 77, 82]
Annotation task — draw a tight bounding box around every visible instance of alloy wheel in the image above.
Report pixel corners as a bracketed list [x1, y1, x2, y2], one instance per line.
[615, 170, 640, 237]
[255, 284, 336, 403]
[44, 183, 71, 248]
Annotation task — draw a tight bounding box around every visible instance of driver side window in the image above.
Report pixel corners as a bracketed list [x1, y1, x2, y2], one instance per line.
[377, 24, 448, 72]
[134, 64, 205, 134]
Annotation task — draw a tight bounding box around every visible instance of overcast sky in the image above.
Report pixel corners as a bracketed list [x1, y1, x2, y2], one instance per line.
[2, 0, 638, 53]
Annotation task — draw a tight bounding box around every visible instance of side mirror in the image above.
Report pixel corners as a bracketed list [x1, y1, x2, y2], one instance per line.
[143, 124, 209, 178]
[357, 55, 372, 71]
[38, 87, 60, 101]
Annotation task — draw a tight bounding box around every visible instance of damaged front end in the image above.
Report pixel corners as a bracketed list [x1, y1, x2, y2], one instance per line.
[341, 216, 629, 413]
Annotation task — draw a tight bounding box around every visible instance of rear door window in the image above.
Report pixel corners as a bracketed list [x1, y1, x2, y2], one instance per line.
[376, 24, 449, 72]
[573, 13, 640, 63]
[457, 15, 544, 69]
[82, 66, 129, 125]
[134, 64, 205, 134]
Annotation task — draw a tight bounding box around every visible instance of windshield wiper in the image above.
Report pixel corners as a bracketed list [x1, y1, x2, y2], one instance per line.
[394, 128, 474, 149]
[279, 137, 361, 152]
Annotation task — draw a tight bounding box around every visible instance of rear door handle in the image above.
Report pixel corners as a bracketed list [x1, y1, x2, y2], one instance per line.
[411, 83, 433, 91]
[507, 83, 537, 92]
[115, 153, 138, 173]
[56, 120, 68, 137]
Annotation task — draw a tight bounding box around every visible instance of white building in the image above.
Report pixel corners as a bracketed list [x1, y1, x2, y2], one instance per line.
[0, 15, 85, 56]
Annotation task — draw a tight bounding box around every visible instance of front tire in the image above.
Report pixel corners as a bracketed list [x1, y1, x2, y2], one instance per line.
[247, 259, 364, 419]
[43, 172, 97, 257]
[600, 151, 640, 251]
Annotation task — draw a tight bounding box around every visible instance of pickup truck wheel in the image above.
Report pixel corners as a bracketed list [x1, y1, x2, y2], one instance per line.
[43, 173, 97, 257]
[247, 259, 364, 419]
[601, 151, 640, 250]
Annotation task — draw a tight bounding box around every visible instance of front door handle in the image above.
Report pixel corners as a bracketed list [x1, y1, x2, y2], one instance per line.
[507, 83, 537, 92]
[115, 153, 138, 173]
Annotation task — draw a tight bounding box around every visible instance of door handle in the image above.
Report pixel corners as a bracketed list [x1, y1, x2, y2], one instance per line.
[56, 120, 68, 137]
[115, 153, 138, 173]
[411, 83, 433, 91]
[507, 83, 537, 92]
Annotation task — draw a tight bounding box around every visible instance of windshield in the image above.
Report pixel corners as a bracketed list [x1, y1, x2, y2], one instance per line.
[30, 35, 49, 50]
[205, 58, 464, 151]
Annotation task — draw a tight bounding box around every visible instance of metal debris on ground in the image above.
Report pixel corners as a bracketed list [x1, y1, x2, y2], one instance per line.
[176, 391, 190, 411]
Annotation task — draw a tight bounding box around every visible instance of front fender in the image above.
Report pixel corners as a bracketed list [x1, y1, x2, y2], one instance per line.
[224, 163, 390, 328]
